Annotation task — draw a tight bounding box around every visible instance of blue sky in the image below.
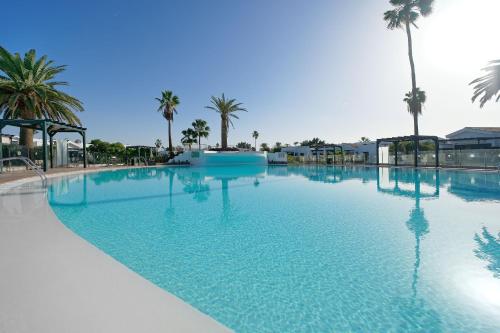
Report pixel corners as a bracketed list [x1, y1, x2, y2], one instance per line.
[3, 0, 500, 146]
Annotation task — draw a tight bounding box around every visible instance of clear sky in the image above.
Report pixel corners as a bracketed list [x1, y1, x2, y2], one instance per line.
[3, 0, 500, 146]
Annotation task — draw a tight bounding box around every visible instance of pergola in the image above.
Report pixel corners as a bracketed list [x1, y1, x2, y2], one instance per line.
[125, 145, 156, 164]
[310, 144, 344, 164]
[0, 119, 87, 172]
[376, 135, 440, 168]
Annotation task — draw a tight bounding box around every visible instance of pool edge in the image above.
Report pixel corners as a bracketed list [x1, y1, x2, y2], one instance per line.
[0, 168, 232, 333]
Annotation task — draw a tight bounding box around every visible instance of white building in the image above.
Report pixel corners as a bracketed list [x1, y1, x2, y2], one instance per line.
[281, 146, 316, 157]
[341, 142, 377, 163]
[1, 134, 18, 145]
[281, 142, 378, 163]
[444, 127, 500, 148]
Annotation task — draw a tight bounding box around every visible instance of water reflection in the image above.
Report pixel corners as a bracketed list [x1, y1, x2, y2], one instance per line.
[474, 227, 500, 278]
[177, 170, 211, 202]
[46, 165, 499, 330]
[376, 169, 442, 331]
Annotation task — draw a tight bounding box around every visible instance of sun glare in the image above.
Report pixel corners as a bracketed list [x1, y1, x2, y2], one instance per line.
[422, 0, 500, 72]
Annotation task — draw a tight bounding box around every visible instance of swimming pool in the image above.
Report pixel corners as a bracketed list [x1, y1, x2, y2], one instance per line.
[48, 166, 500, 332]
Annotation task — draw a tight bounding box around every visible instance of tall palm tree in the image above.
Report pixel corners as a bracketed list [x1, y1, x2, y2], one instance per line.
[252, 130, 259, 150]
[205, 93, 247, 150]
[0, 47, 84, 148]
[384, 0, 434, 137]
[470, 60, 500, 108]
[181, 128, 196, 150]
[192, 119, 210, 150]
[156, 90, 179, 157]
[403, 87, 426, 115]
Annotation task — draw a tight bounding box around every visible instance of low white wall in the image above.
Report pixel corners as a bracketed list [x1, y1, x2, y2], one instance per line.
[267, 152, 287, 164]
[171, 151, 268, 166]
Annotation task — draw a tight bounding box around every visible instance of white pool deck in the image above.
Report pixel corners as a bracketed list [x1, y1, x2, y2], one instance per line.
[0, 168, 231, 333]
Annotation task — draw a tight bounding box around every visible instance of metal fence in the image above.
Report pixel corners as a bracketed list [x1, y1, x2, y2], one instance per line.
[387, 149, 500, 169]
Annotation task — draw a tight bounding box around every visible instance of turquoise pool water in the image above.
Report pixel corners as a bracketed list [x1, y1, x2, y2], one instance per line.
[48, 166, 500, 332]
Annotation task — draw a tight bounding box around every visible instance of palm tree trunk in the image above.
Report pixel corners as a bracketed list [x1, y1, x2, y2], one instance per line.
[254, 138, 257, 150]
[19, 109, 35, 149]
[405, 21, 419, 137]
[406, 21, 420, 167]
[221, 116, 228, 150]
[198, 136, 201, 151]
[19, 127, 35, 149]
[168, 119, 173, 157]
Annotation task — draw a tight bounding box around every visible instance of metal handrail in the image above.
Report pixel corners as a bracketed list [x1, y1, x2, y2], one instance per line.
[0, 157, 48, 184]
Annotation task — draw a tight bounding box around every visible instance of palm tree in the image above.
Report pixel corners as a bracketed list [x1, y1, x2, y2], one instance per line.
[192, 119, 210, 150]
[384, 0, 434, 137]
[252, 130, 259, 150]
[154, 138, 162, 153]
[205, 93, 247, 150]
[156, 90, 180, 157]
[403, 87, 426, 115]
[470, 60, 500, 108]
[0, 47, 84, 148]
[181, 128, 197, 150]
[360, 137, 371, 143]
[273, 142, 282, 152]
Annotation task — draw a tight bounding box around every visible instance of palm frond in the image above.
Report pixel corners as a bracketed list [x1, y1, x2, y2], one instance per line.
[470, 60, 500, 108]
[0, 46, 84, 125]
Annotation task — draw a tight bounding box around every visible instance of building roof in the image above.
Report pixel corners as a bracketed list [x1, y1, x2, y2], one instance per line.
[447, 127, 500, 138]
[465, 127, 500, 132]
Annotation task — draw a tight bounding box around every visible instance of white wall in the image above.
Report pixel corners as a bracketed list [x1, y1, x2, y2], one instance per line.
[378, 146, 389, 164]
[281, 146, 313, 157]
[171, 151, 268, 166]
[267, 152, 287, 163]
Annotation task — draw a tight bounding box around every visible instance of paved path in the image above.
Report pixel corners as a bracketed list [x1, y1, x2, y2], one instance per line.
[0, 171, 231, 333]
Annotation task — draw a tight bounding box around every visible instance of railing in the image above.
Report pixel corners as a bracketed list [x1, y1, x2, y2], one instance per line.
[0, 156, 48, 185]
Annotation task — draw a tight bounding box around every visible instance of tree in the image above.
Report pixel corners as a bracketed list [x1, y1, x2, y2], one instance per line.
[252, 130, 259, 150]
[301, 138, 325, 146]
[470, 60, 500, 108]
[403, 88, 426, 116]
[236, 142, 252, 149]
[260, 142, 270, 152]
[88, 139, 108, 154]
[155, 139, 162, 152]
[0, 47, 84, 148]
[384, 0, 434, 137]
[192, 119, 210, 150]
[88, 139, 125, 163]
[181, 128, 197, 150]
[108, 142, 125, 158]
[360, 137, 371, 143]
[205, 93, 247, 149]
[156, 90, 179, 157]
[294, 141, 299, 146]
[272, 142, 282, 153]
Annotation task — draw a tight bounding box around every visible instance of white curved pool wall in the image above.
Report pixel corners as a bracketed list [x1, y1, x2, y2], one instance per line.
[171, 150, 270, 166]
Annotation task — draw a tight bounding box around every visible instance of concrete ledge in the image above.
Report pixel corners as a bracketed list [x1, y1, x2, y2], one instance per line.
[0, 170, 231, 333]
